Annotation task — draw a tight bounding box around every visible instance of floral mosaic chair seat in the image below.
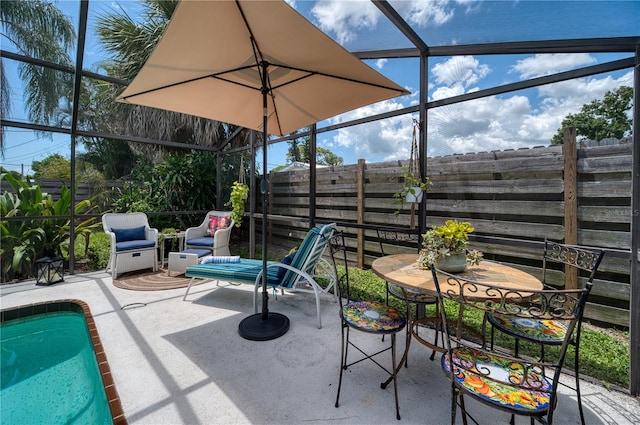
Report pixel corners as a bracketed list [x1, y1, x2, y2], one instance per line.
[430, 266, 593, 425]
[331, 232, 406, 421]
[487, 240, 604, 424]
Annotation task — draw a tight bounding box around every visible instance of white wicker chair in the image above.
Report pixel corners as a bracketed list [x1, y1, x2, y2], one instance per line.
[102, 213, 158, 279]
[184, 211, 234, 256]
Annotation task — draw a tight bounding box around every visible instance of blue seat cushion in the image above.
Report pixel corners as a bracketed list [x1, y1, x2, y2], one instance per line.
[185, 259, 283, 286]
[115, 240, 155, 252]
[181, 249, 211, 258]
[187, 237, 215, 247]
[112, 226, 146, 242]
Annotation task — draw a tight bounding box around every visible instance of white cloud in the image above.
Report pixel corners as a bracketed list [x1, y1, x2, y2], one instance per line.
[511, 53, 597, 79]
[391, 0, 463, 27]
[375, 58, 388, 69]
[320, 99, 415, 162]
[311, 0, 472, 44]
[311, 0, 380, 44]
[428, 94, 535, 155]
[537, 72, 633, 107]
[351, 54, 634, 161]
[423, 66, 633, 157]
[391, 0, 454, 27]
[431, 84, 465, 101]
[432, 56, 491, 87]
[529, 71, 634, 134]
[292, 2, 633, 164]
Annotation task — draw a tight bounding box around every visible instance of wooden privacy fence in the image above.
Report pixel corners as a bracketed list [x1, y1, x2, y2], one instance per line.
[266, 139, 633, 328]
[0, 179, 122, 202]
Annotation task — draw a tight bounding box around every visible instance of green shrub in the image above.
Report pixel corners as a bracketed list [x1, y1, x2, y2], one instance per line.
[74, 231, 110, 271]
[112, 152, 243, 231]
[0, 173, 100, 282]
[1, 173, 47, 281]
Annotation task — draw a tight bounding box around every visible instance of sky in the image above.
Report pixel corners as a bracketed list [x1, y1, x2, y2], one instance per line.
[1, 0, 638, 175]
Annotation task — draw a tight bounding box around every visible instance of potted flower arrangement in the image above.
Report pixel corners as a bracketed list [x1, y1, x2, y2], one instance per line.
[417, 219, 483, 272]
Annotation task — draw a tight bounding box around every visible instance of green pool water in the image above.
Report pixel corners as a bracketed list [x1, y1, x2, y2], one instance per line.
[1, 311, 113, 424]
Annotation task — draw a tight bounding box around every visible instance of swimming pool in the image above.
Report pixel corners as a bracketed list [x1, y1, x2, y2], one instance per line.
[1, 300, 126, 424]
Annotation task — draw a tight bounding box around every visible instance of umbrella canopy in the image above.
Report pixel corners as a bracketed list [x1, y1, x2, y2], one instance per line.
[117, 0, 409, 136]
[117, 0, 409, 340]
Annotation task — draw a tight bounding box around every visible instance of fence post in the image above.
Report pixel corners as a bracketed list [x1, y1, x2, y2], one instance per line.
[357, 159, 365, 268]
[563, 127, 578, 289]
[628, 45, 640, 396]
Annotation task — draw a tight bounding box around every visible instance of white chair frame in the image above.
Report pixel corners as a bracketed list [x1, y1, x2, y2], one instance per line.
[184, 211, 234, 256]
[102, 212, 158, 280]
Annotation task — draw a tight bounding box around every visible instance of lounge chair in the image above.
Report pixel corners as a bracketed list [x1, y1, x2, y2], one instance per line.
[183, 223, 337, 329]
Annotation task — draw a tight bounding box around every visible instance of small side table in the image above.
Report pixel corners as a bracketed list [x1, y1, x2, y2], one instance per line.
[159, 231, 186, 268]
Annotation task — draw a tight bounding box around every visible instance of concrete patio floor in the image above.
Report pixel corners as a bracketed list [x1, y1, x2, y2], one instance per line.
[2, 270, 639, 425]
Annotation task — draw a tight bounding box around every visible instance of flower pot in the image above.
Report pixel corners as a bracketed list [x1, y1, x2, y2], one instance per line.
[434, 252, 467, 273]
[405, 187, 423, 203]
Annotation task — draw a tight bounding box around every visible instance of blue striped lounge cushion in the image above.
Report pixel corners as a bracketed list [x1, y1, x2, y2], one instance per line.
[186, 259, 283, 286]
[280, 224, 333, 288]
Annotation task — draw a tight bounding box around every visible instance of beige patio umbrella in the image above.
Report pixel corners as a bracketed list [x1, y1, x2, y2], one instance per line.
[118, 0, 409, 340]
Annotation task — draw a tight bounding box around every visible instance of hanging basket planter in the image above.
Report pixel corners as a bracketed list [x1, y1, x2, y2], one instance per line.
[392, 120, 431, 228]
[225, 156, 249, 228]
[404, 187, 424, 203]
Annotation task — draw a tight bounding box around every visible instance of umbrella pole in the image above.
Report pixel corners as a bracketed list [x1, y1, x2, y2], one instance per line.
[238, 64, 290, 341]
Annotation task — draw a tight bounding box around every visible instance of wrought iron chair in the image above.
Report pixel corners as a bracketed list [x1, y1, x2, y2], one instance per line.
[331, 231, 407, 420]
[376, 229, 439, 368]
[487, 240, 604, 424]
[431, 266, 593, 425]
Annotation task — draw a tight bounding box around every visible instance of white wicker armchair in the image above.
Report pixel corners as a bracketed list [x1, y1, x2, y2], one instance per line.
[184, 211, 234, 256]
[102, 213, 158, 279]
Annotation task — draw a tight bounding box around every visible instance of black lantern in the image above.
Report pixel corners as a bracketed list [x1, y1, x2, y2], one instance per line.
[35, 257, 64, 285]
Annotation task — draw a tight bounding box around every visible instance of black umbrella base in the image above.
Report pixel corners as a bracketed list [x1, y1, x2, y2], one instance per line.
[238, 312, 290, 341]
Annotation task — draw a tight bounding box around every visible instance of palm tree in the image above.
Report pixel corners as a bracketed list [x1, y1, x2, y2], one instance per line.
[95, 0, 254, 161]
[0, 0, 75, 156]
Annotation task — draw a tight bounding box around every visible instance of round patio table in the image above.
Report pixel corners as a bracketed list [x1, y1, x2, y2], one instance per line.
[371, 254, 544, 380]
[372, 254, 543, 297]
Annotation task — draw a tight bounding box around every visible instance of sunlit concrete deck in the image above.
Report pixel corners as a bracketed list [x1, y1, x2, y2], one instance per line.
[2, 271, 639, 424]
